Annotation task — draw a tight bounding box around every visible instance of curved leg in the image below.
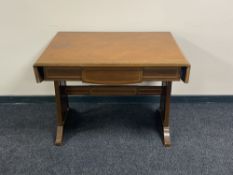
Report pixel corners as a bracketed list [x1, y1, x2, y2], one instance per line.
[160, 81, 172, 147]
[54, 81, 69, 146]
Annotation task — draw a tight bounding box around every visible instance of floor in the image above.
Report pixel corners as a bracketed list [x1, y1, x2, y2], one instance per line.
[0, 101, 232, 175]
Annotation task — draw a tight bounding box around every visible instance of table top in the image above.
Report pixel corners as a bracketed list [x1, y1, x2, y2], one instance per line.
[34, 32, 190, 68]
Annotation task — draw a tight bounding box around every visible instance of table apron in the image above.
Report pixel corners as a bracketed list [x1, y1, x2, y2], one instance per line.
[40, 67, 181, 84]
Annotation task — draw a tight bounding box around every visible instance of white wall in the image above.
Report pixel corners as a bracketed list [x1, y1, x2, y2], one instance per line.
[0, 0, 233, 95]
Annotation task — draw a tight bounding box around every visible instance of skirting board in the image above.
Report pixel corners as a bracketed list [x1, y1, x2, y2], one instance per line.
[0, 96, 233, 103]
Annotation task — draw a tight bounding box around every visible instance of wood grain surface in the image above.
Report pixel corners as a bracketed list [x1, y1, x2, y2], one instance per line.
[34, 32, 190, 67]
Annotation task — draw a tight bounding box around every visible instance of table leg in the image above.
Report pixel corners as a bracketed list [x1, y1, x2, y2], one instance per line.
[54, 80, 69, 146]
[160, 81, 172, 147]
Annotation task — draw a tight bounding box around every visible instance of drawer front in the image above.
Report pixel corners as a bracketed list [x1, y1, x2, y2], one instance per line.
[82, 68, 143, 84]
[43, 67, 180, 82]
[143, 67, 180, 80]
[44, 67, 82, 80]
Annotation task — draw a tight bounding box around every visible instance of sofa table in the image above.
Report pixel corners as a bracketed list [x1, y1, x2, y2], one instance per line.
[33, 32, 190, 147]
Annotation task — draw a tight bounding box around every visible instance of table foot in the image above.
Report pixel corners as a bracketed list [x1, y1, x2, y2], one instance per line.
[55, 125, 64, 146]
[163, 126, 171, 147]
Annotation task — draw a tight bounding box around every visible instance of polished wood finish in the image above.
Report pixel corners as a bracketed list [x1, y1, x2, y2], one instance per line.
[33, 32, 191, 147]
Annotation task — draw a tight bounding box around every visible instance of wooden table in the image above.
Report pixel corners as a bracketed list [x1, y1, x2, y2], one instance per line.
[33, 32, 190, 147]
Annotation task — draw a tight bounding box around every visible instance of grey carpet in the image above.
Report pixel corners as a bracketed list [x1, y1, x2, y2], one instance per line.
[0, 102, 232, 175]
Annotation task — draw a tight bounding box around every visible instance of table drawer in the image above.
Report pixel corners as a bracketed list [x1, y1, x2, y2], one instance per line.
[143, 67, 180, 80]
[44, 67, 82, 80]
[82, 68, 143, 84]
